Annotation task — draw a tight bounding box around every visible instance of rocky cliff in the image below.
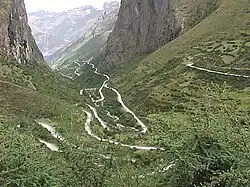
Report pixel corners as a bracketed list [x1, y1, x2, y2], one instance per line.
[0, 0, 45, 67]
[97, 0, 218, 71]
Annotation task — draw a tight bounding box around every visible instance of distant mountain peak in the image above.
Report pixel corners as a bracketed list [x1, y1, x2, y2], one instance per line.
[63, 5, 96, 14]
[28, 10, 56, 17]
[28, 3, 120, 62]
[103, 1, 120, 9]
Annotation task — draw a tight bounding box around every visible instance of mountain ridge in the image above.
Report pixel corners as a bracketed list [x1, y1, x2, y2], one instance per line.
[28, 1, 120, 62]
[50, 1, 120, 70]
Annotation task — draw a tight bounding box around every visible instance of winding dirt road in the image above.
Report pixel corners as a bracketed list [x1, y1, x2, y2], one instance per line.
[38, 139, 60, 152]
[187, 63, 250, 78]
[73, 60, 164, 151]
[83, 109, 165, 151]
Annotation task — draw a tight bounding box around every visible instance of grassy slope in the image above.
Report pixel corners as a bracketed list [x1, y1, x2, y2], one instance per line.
[71, 1, 250, 185]
[103, 0, 250, 185]
[0, 57, 107, 186]
[1, 0, 250, 186]
[58, 34, 107, 71]
[0, 57, 164, 187]
[113, 0, 250, 113]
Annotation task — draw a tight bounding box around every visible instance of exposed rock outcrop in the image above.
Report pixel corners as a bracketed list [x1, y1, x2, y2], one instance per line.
[96, 0, 218, 71]
[0, 0, 45, 67]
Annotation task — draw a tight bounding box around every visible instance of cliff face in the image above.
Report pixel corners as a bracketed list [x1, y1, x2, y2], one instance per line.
[0, 0, 45, 67]
[97, 0, 218, 71]
[97, 0, 179, 70]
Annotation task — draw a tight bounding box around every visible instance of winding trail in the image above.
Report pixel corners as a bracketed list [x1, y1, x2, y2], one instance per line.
[86, 104, 109, 130]
[82, 61, 110, 104]
[39, 56, 250, 175]
[80, 60, 250, 151]
[71, 60, 164, 150]
[214, 66, 250, 71]
[37, 121, 65, 141]
[38, 139, 60, 152]
[36, 120, 66, 152]
[36, 59, 163, 152]
[83, 61, 148, 133]
[48, 59, 163, 152]
[61, 73, 73, 80]
[83, 110, 165, 151]
[187, 63, 250, 78]
[106, 111, 119, 122]
[36, 59, 171, 179]
[104, 84, 147, 133]
[41, 58, 250, 153]
[74, 61, 81, 77]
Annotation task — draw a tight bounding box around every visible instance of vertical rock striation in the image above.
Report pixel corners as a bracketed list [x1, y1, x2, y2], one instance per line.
[0, 0, 45, 67]
[97, 0, 180, 70]
[97, 0, 218, 71]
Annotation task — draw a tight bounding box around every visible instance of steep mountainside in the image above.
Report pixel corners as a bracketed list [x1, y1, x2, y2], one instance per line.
[50, 1, 120, 70]
[28, 6, 103, 61]
[0, 0, 97, 186]
[108, 0, 250, 114]
[96, 0, 218, 71]
[0, 0, 45, 66]
[75, 0, 250, 185]
[1, 0, 250, 186]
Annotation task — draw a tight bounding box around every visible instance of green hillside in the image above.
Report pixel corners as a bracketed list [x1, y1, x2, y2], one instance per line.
[72, 0, 250, 185]
[102, 0, 250, 185]
[57, 34, 108, 73]
[0, 57, 105, 186]
[1, 0, 250, 186]
[112, 0, 250, 113]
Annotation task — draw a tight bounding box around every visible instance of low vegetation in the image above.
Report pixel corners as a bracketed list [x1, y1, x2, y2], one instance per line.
[1, 0, 250, 186]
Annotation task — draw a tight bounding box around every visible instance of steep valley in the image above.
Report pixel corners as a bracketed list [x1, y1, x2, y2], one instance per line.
[29, 1, 120, 64]
[51, 1, 120, 71]
[1, 0, 250, 186]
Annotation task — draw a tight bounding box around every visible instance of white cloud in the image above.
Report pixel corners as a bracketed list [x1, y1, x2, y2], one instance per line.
[24, 0, 119, 13]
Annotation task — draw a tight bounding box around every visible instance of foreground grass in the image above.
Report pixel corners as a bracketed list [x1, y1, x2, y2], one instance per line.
[1, 0, 250, 186]
[97, 0, 250, 186]
[1, 56, 250, 186]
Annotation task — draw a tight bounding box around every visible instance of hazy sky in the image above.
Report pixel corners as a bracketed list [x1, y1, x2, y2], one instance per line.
[24, 0, 119, 13]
